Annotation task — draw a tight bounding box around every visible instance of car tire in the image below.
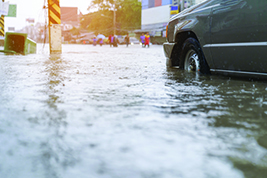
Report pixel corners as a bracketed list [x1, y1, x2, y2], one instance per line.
[179, 37, 210, 74]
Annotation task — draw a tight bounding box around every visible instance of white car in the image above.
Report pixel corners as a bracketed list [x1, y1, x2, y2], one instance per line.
[130, 37, 140, 45]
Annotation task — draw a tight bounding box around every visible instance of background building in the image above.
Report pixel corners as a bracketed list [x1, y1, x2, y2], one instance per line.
[139, 0, 203, 43]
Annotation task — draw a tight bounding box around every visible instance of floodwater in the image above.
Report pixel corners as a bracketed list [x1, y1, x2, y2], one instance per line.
[0, 44, 267, 178]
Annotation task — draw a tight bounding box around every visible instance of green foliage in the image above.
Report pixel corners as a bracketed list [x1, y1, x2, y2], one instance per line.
[70, 27, 81, 38]
[80, 0, 141, 36]
[116, 0, 141, 33]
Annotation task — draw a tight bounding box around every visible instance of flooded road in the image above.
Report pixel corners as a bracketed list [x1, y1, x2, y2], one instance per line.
[0, 44, 267, 178]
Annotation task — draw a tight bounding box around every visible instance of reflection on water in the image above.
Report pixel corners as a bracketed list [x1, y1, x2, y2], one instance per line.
[0, 44, 267, 178]
[165, 68, 267, 178]
[44, 55, 68, 108]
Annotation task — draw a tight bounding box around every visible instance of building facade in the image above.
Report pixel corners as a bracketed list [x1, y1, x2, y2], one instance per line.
[141, 0, 203, 35]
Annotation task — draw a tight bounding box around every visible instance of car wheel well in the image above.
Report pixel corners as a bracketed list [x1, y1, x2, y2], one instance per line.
[170, 31, 199, 67]
[179, 37, 210, 74]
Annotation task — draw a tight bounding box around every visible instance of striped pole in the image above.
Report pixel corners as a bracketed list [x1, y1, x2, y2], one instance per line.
[48, 0, 62, 54]
[0, 0, 4, 36]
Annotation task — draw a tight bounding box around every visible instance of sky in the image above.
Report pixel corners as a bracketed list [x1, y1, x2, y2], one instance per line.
[4, 0, 92, 31]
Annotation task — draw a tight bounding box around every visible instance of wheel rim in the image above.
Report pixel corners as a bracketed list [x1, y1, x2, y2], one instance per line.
[184, 49, 200, 72]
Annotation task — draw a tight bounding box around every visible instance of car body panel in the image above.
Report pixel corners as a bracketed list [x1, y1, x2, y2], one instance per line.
[163, 42, 175, 58]
[163, 0, 267, 78]
[207, 0, 267, 73]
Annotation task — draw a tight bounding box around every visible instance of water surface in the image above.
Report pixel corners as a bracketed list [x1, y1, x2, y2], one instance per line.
[0, 44, 267, 178]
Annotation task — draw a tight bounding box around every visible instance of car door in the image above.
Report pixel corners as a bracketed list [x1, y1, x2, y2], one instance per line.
[208, 0, 267, 73]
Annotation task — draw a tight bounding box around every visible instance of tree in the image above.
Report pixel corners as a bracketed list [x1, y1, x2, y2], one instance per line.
[70, 27, 81, 39]
[116, 0, 141, 32]
[81, 0, 141, 36]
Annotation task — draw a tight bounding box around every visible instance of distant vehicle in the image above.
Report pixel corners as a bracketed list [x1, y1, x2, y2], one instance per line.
[117, 36, 125, 44]
[130, 37, 140, 45]
[163, 0, 267, 79]
[117, 36, 140, 45]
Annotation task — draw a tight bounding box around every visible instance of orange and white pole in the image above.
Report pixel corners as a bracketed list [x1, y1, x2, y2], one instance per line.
[48, 0, 62, 54]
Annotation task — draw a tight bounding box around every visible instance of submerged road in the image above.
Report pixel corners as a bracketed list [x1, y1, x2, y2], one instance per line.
[0, 44, 267, 178]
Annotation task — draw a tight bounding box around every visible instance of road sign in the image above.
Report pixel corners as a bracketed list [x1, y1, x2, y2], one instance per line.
[0, 1, 9, 15]
[172, 0, 179, 6]
[170, 6, 179, 15]
[8, 27, 15, 31]
[26, 18, 34, 23]
[6, 4, 16, 17]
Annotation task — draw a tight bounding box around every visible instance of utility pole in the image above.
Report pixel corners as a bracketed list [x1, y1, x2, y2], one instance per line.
[0, 0, 4, 37]
[113, 0, 116, 36]
[48, 0, 62, 54]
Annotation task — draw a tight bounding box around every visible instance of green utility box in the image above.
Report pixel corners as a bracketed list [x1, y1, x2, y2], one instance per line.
[0, 37, 4, 46]
[3, 32, 36, 54]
